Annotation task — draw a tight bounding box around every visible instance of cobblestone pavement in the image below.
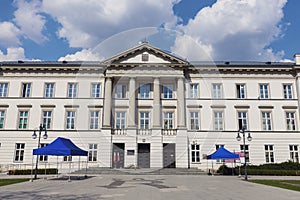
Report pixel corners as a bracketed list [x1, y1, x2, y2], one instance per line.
[0, 174, 299, 200]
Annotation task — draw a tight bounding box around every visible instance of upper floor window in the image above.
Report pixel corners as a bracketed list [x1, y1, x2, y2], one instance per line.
[0, 83, 8, 97]
[283, 84, 293, 99]
[212, 84, 222, 99]
[163, 112, 174, 129]
[259, 84, 269, 99]
[0, 110, 5, 129]
[163, 85, 173, 99]
[67, 83, 77, 98]
[139, 112, 150, 129]
[66, 111, 76, 130]
[213, 111, 224, 131]
[44, 83, 55, 98]
[42, 111, 52, 129]
[236, 84, 246, 99]
[89, 111, 100, 129]
[18, 111, 29, 129]
[91, 83, 101, 98]
[140, 84, 150, 99]
[21, 83, 31, 98]
[262, 111, 272, 131]
[190, 112, 199, 130]
[116, 84, 126, 99]
[189, 84, 199, 98]
[286, 112, 296, 131]
[14, 143, 25, 162]
[115, 112, 126, 129]
[238, 112, 248, 130]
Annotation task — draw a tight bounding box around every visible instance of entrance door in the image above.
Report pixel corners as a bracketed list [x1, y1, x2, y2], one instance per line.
[163, 143, 176, 168]
[138, 143, 150, 168]
[112, 143, 125, 168]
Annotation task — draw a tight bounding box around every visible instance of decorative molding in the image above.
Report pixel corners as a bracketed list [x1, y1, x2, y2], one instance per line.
[88, 105, 103, 108]
[17, 105, 32, 108]
[40, 105, 56, 108]
[64, 105, 80, 108]
[282, 106, 298, 110]
[0, 105, 9, 108]
[258, 105, 274, 109]
[234, 105, 250, 109]
[210, 105, 226, 109]
[187, 105, 202, 108]
[162, 105, 176, 109]
[137, 105, 153, 109]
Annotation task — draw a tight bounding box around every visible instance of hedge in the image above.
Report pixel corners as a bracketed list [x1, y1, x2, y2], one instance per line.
[8, 168, 58, 175]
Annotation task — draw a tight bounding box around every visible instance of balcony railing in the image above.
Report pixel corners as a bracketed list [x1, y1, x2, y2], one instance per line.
[111, 129, 127, 135]
[137, 129, 152, 135]
[161, 129, 177, 136]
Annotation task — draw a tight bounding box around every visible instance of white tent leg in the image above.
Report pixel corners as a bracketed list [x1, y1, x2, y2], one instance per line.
[68, 157, 71, 182]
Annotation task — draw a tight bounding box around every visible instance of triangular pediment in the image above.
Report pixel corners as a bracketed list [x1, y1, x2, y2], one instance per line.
[102, 42, 188, 65]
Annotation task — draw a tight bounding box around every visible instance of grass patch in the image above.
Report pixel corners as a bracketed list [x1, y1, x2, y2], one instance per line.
[0, 179, 30, 187]
[249, 180, 300, 192]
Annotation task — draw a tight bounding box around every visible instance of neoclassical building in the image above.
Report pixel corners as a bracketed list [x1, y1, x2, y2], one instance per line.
[0, 42, 300, 170]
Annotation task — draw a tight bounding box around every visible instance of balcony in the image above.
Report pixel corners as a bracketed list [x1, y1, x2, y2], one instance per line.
[161, 129, 177, 136]
[111, 129, 127, 135]
[137, 129, 152, 135]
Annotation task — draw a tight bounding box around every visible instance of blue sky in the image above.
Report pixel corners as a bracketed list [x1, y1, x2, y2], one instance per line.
[0, 0, 299, 62]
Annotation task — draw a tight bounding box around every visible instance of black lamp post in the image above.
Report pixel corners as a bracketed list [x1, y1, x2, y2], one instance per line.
[32, 124, 48, 179]
[236, 125, 252, 180]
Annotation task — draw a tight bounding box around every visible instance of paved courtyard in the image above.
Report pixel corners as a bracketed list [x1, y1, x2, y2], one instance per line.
[0, 175, 299, 200]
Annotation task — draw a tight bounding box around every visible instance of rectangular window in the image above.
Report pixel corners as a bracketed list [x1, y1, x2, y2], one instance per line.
[44, 83, 55, 98]
[189, 84, 199, 98]
[286, 112, 296, 131]
[140, 84, 150, 99]
[39, 143, 48, 162]
[88, 144, 98, 162]
[18, 111, 29, 129]
[213, 111, 223, 131]
[0, 110, 5, 129]
[236, 84, 246, 99]
[191, 144, 200, 163]
[163, 112, 174, 129]
[240, 145, 250, 163]
[116, 84, 126, 98]
[42, 111, 52, 129]
[190, 112, 199, 130]
[21, 83, 31, 98]
[265, 145, 274, 163]
[262, 112, 272, 131]
[259, 84, 269, 99]
[67, 83, 77, 98]
[216, 144, 224, 163]
[66, 111, 76, 130]
[163, 85, 173, 99]
[283, 84, 293, 99]
[0, 83, 8, 97]
[89, 111, 99, 129]
[14, 143, 25, 162]
[115, 112, 126, 129]
[289, 145, 299, 163]
[212, 84, 222, 99]
[91, 83, 101, 98]
[238, 112, 248, 130]
[63, 156, 72, 162]
[140, 112, 150, 129]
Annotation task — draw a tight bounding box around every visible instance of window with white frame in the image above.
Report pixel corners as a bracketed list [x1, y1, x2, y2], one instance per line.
[140, 84, 150, 99]
[116, 84, 126, 98]
[262, 111, 272, 131]
[89, 111, 100, 129]
[66, 111, 76, 130]
[236, 84, 246, 99]
[139, 112, 150, 129]
[163, 112, 174, 129]
[18, 111, 29, 129]
[14, 143, 25, 162]
[215, 144, 224, 163]
[21, 83, 31, 98]
[283, 84, 293, 99]
[289, 145, 299, 163]
[259, 84, 269, 99]
[0, 83, 8, 97]
[213, 111, 224, 131]
[88, 144, 98, 162]
[265, 145, 274, 163]
[190, 112, 199, 130]
[67, 83, 77, 98]
[238, 111, 248, 130]
[286, 112, 296, 131]
[44, 83, 55, 98]
[189, 84, 199, 98]
[42, 111, 52, 129]
[115, 112, 126, 129]
[163, 85, 173, 99]
[212, 84, 222, 99]
[63, 156, 72, 162]
[91, 83, 101, 98]
[191, 144, 200, 163]
[39, 143, 48, 162]
[240, 145, 250, 163]
[0, 110, 5, 129]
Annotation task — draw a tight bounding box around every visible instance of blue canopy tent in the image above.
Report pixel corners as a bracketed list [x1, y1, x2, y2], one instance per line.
[206, 146, 239, 160]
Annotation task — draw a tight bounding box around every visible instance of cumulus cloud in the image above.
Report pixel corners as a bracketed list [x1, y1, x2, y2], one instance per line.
[0, 22, 21, 47]
[173, 0, 288, 61]
[58, 49, 103, 61]
[0, 47, 25, 61]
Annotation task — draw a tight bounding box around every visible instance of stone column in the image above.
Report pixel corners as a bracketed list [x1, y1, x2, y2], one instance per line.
[128, 77, 136, 128]
[103, 77, 112, 128]
[153, 77, 161, 129]
[177, 76, 186, 129]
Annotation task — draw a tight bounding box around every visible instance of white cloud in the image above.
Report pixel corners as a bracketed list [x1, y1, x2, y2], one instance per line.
[13, 0, 47, 44]
[173, 0, 288, 61]
[0, 47, 25, 61]
[58, 49, 103, 61]
[42, 0, 179, 48]
[0, 22, 21, 47]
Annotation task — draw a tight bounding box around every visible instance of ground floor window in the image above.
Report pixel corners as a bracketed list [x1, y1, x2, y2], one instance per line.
[265, 145, 274, 163]
[88, 144, 98, 162]
[289, 145, 299, 163]
[14, 143, 25, 162]
[191, 144, 200, 163]
[63, 156, 72, 162]
[39, 143, 48, 162]
[240, 144, 250, 163]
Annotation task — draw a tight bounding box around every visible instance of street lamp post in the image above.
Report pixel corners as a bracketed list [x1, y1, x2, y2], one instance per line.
[236, 125, 252, 180]
[32, 124, 48, 179]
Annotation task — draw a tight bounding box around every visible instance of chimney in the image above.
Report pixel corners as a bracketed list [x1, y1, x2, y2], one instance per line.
[294, 54, 300, 65]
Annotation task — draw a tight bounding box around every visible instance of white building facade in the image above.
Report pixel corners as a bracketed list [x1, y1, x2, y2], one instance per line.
[0, 43, 300, 170]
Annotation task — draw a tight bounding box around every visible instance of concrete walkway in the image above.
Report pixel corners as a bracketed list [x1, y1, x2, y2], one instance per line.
[0, 174, 299, 200]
